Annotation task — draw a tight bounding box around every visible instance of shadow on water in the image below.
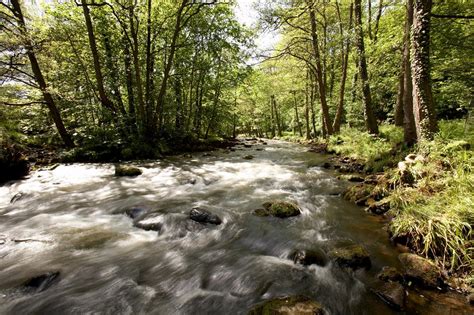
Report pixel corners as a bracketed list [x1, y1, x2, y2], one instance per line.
[0, 140, 471, 314]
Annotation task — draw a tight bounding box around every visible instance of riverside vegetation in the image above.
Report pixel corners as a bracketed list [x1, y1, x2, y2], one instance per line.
[1, 0, 473, 313]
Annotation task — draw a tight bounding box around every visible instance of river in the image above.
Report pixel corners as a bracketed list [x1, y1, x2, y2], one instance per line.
[0, 140, 470, 314]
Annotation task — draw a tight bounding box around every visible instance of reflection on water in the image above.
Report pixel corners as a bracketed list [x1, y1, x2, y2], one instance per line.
[0, 141, 470, 314]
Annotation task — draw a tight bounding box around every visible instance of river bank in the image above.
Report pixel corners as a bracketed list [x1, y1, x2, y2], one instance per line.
[286, 121, 473, 300]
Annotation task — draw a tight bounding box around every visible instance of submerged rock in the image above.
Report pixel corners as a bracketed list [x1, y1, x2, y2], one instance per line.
[115, 164, 142, 177]
[253, 208, 270, 217]
[124, 207, 148, 220]
[373, 281, 406, 311]
[329, 244, 371, 270]
[259, 200, 301, 218]
[377, 266, 404, 283]
[398, 253, 444, 289]
[290, 249, 327, 267]
[243, 155, 254, 160]
[248, 295, 324, 315]
[10, 192, 27, 203]
[189, 208, 222, 225]
[22, 272, 60, 293]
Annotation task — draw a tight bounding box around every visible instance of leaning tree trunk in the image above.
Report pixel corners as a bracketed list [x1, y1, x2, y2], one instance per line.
[411, 0, 438, 141]
[403, 0, 417, 145]
[11, 0, 74, 148]
[354, 0, 379, 135]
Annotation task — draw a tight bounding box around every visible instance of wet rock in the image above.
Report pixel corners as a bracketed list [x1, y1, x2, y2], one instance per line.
[243, 155, 254, 160]
[256, 148, 264, 151]
[10, 192, 27, 203]
[290, 249, 327, 267]
[322, 162, 331, 169]
[243, 144, 252, 148]
[261, 200, 301, 218]
[248, 295, 324, 315]
[22, 272, 60, 293]
[398, 253, 444, 289]
[134, 215, 162, 232]
[253, 208, 270, 217]
[329, 244, 371, 270]
[189, 208, 222, 225]
[115, 164, 142, 177]
[377, 266, 404, 283]
[373, 281, 406, 311]
[124, 207, 148, 220]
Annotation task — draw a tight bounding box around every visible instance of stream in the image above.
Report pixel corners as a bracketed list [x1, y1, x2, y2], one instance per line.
[0, 140, 471, 314]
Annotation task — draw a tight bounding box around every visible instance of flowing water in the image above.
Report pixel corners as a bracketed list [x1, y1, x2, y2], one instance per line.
[0, 140, 471, 314]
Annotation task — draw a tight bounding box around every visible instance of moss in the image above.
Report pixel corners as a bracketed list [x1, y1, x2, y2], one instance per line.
[329, 244, 371, 269]
[115, 164, 142, 177]
[248, 296, 324, 315]
[263, 200, 301, 218]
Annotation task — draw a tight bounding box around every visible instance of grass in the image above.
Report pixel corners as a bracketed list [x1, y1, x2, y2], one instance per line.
[325, 120, 474, 286]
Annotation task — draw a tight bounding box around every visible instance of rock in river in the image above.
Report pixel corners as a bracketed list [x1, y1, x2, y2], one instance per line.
[398, 253, 444, 289]
[189, 208, 222, 225]
[248, 295, 324, 315]
[377, 266, 404, 283]
[124, 207, 148, 220]
[22, 272, 60, 293]
[134, 215, 163, 232]
[372, 281, 406, 311]
[329, 244, 371, 270]
[115, 164, 142, 177]
[257, 200, 301, 218]
[290, 249, 327, 267]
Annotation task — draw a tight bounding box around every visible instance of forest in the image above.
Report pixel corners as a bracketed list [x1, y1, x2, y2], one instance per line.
[0, 0, 473, 314]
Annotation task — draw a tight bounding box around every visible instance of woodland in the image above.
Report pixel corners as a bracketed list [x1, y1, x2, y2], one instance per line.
[0, 0, 473, 312]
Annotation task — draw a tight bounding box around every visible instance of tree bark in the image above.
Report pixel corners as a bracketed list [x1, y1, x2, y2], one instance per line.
[11, 0, 74, 147]
[411, 0, 438, 141]
[403, 0, 417, 145]
[333, 1, 353, 133]
[307, 0, 333, 136]
[81, 0, 116, 113]
[354, 0, 379, 134]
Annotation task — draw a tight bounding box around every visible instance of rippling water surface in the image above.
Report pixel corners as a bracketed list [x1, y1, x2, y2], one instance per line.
[0, 140, 470, 314]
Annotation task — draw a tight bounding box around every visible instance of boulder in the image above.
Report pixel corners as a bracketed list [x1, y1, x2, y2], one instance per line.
[290, 249, 327, 267]
[261, 201, 301, 218]
[329, 244, 371, 270]
[134, 215, 162, 232]
[124, 207, 148, 220]
[373, 281, 406, 311]
[115, 165, 142, 177]
[22, 272, 60, 293]
[248, 295, 324, 315]
[398, 253, 444, 289]
[377, 266, 404, 283]
[189, 208, 222, 225]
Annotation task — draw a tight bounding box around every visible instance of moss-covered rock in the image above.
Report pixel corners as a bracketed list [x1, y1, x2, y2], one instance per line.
[115, 164, 142, 177]
[261, 200, 301, 218]
[329, 244, 371, 270]
[398, 253, 444, 289]
[254, 208, 270, 217]
[248, 295, 324, 315]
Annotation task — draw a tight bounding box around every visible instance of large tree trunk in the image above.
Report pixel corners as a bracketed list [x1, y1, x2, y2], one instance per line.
[354, 0, 379, 134]
[333, 1, 353, 133]
[271, 95, 282, 137]
[304, 68, 311, 139]
[411, 0, 438, 141]
[81, 0, 116, 113]
[11, 0, 74, 148]
[307, 1, 333, 136]
[403, 0, 417, 145]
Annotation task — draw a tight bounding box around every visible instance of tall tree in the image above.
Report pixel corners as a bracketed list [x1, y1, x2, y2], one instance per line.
[9, 0, 74, 147]
[411, 0, 438, 141]
[403, 0, 417, 145]
[354, 0, 379, 134]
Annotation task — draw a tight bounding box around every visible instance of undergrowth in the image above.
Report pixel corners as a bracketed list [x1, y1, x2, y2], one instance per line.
[326, 120, 473, 285]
